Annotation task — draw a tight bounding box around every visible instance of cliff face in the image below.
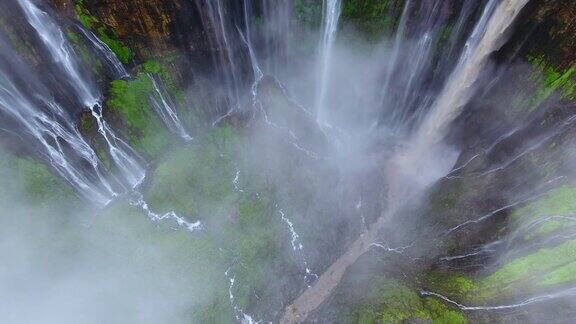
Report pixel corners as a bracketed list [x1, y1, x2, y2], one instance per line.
[52, 0, 212, 71]
[526, 0, 576, 69]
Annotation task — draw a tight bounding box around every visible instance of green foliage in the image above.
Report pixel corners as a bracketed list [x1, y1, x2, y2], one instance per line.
[145, 124, 286, 313]
[528, 56, 576, 105]
[425, 272, 478, 299]
[539, 260, 576, 287]
[423, 298, 467, 324]
[351, 277, 467, 324]
[479, 239, 576, 296]
[146, 125, 238, 215]
[67, 30, 104, 74]
[96, 27, 133, 64]
[512, 185, 576, 221]
[0, 150, 76, 206]
[107, 68, 172, 157]
[74, 1, 133, 64]
[294, 0, 323, 28]
[341, 0, 395, 39]
[75, 1, 97, 29]
[354, 278, 430, 323]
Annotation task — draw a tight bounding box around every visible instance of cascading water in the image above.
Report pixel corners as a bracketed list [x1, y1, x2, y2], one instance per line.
[0, 37, 116, 206]
[392, 0, 531, 196]
[17, 0, 99, 107]
[377, 0, 486, 132]
[243, 0, 292, 79]
[315, 0, 342, 125]
[195, 0, 246, 124]
[17, 0, 145, 188]
[281, 1, 531, 322]
[76, 26, 130, 80]
[148, 73, 193, 141]
[415, 0, 529, 145]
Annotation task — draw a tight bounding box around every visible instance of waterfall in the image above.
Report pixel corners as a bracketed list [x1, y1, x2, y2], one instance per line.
[389, 0, 530, 200]
[0, 37, 116, 206]
[148, 73, 193, 141]
[414, 0, 530, 146]
[18, 0, 145, 188]
[243, 0, 292, 78]
[281, 1, 532, 321]
[76, 26, 130, 79]
[195, 0, 243, 124]
[17, 0, 99, 107]
[378, 0, 484, 131]
[315, 0, 342, 124]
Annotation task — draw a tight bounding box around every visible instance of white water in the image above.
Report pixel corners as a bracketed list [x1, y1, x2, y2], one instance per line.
[195, 0, 242, 124]
[18, 0, 145, 189]
[17, 0, 99, 107]
[0, 65, 116, 206]
[421, 287, 576, 311]
[77, 26, 130, 79]
[391, 0, 530, 196]
[129, 192, 202, 232]
[315, 0, 342, 124]
[225, 268, 260, 324]
[414, 0, 529, 146]
[261, 0, 291, 77]
[148, 74, 193, 141]
[277, 207, 318, 285]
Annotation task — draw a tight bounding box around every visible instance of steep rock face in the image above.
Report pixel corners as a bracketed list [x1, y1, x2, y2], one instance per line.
[51, 0, 75, 18]
[53, 0, 211, 70]
[521, 0, 576, 69]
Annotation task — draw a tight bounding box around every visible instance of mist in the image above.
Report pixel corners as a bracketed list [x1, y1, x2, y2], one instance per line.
[1, 0, 576, 323]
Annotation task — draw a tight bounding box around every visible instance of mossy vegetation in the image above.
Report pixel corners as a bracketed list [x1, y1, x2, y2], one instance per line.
[425, 272, 478, 300]
[95, 26, 133, 64]
[294, 0, 323, 28]
[67, 30, 105, 75]
[146, 125, 239, 214]
[145, 124, 289, 316]
[529, 56, 576, 104]
[350, 277, 467, 324]
[478, 239, 576, 297]
[341, 0, 397, 39]
[107, 73, 170, 157]
[74, 0, 134, 64]
[511, 185, 576, 222]
[0, 149, 77, 206]
[105, 59, 187, 158]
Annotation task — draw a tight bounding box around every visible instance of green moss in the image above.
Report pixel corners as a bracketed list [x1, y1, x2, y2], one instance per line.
[539, 260, 576, 287]
[67, 30, 103, 73]
[512, 185, 576, 221]
[425, 272, 478, 299]
[0, 149, 77, 206]
[294, 0, 323, 28]
[96, 27, 133, 64]
[355, 278, 431, 323]
[146, 124, 239, 215]
[74, 2, 133, 64]
[144, 124, 287, 313]
[341, 0, 395, 38]
[351, 277, 468, 324]
[75, 2, 98, 29]
[528, 56, 576, 105]
[479, 239, 576, 297]
[524, 218, 574, 241]
[423, 298, 467, 324]
[107, 70, 172, 157]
